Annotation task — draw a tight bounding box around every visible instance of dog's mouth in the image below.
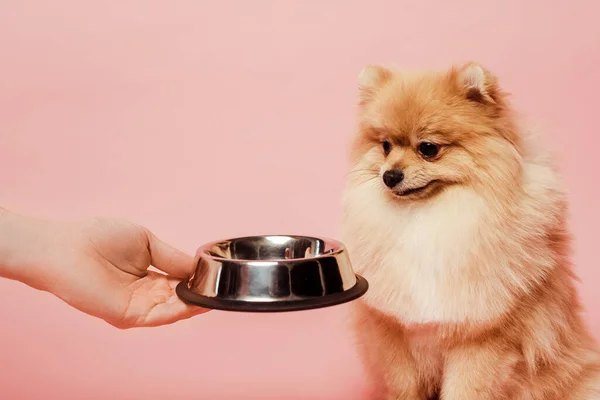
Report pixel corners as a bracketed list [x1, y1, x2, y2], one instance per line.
[393, 180, 440, 197]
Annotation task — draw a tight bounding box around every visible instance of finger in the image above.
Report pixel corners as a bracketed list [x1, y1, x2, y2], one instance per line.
[146, 230, 195, 279]
[118, 272, 209, 329]
[140, 280, 211, 328]
[142, 298, 211, 328]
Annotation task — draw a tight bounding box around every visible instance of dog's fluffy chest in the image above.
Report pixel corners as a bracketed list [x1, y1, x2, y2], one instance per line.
[342, 187, 511, 324]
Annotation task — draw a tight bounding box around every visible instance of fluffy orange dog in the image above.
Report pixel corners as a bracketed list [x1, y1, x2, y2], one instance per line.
[340, 62, 600, 399]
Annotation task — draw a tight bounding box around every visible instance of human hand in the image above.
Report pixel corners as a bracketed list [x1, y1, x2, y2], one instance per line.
[0, 210, 208, 328]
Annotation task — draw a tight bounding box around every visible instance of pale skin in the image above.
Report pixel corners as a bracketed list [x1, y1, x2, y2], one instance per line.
[0, 207, 209, 328]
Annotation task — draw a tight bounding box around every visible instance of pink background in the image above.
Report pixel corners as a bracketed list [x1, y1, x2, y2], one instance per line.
[0, 1, 598, 399]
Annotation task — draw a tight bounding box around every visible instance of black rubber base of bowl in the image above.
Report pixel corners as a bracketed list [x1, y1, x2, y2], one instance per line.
[176, 275, 369, 313]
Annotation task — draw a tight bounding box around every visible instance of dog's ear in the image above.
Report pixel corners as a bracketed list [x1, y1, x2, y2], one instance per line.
[452, 62, 502, 105]
[358, 65, 392, 105]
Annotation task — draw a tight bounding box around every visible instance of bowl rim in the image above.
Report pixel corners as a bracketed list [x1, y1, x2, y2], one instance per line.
[195, 234, 346, 263]
[176, 274, 368, 312]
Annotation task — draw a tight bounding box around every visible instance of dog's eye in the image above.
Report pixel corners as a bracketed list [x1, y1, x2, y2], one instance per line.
[418, 142, 440, 159]
[382, 141, 392, 156]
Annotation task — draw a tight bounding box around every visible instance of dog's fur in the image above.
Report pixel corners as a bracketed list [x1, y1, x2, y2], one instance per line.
[340, 62, 600, 399]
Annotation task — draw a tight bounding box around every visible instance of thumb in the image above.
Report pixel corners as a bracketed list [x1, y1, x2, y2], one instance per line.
[145, 230, 195, 279]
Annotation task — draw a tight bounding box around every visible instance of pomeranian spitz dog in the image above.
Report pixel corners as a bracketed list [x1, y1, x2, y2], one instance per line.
[340, 62, 600, 399]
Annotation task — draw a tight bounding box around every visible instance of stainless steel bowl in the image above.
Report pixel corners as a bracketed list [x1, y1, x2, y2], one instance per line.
[176, 235, 368, 312]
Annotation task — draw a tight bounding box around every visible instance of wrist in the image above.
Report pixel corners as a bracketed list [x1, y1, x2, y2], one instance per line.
[0, 208, 54, 290]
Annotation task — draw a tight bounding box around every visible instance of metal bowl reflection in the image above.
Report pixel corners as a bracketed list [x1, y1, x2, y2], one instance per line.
[176, 235, 368, 312]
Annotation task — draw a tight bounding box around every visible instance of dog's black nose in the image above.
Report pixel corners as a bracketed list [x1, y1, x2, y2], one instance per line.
[382, 169, 404, 188]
